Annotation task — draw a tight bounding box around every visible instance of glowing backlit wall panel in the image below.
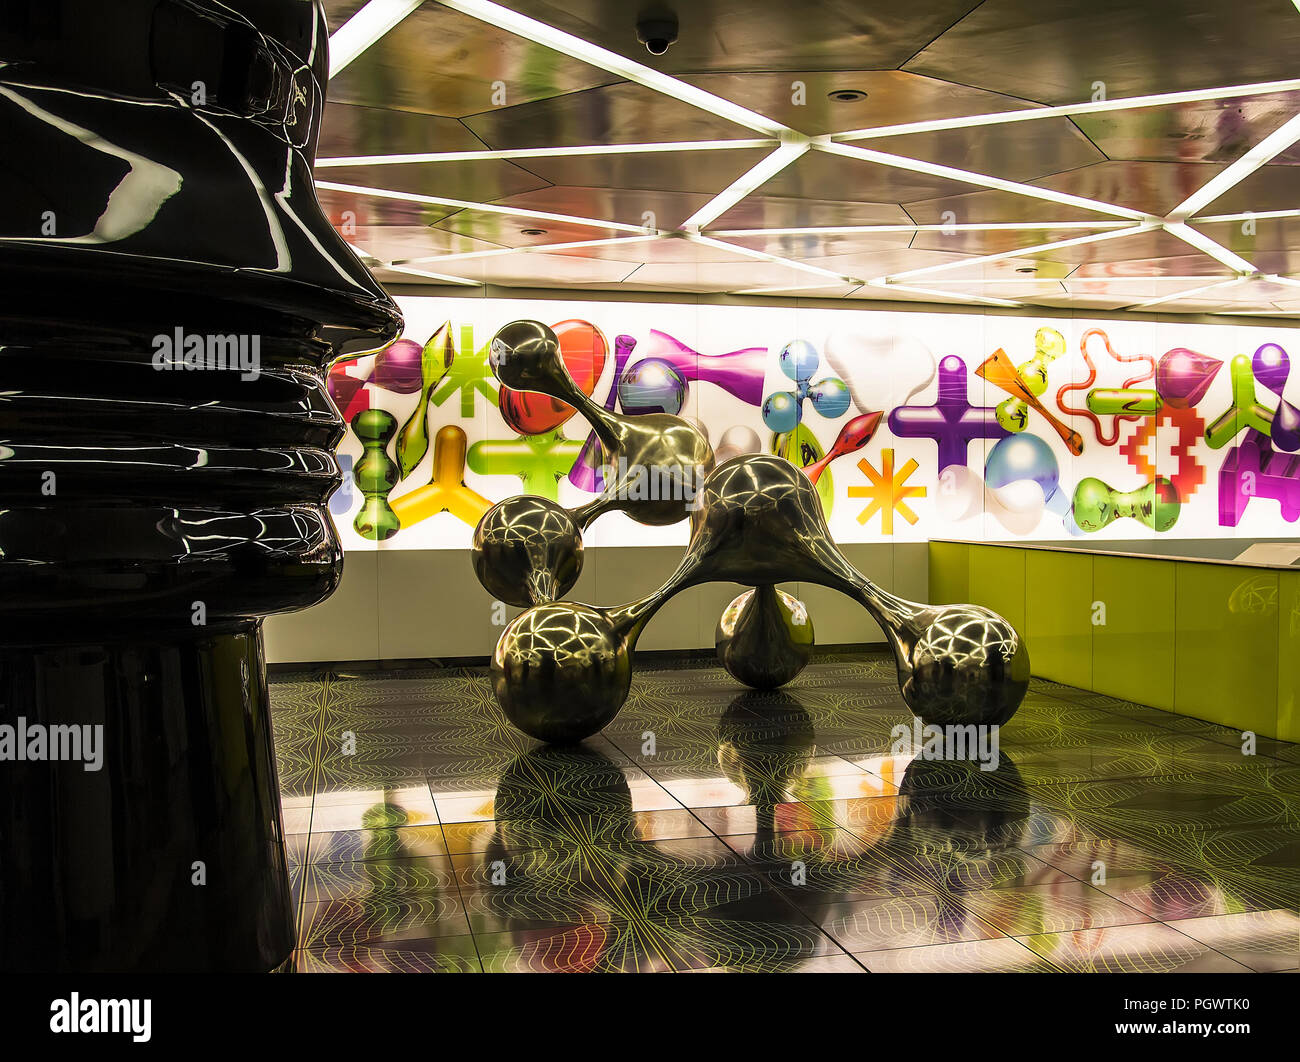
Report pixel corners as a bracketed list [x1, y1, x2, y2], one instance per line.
[328, 296, 1300, 551]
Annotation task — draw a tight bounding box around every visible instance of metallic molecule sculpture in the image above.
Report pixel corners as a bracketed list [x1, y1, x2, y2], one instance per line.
[473, 321, 1031, 744]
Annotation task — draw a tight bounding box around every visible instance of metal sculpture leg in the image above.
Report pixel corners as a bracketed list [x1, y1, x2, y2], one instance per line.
[472, 319, 716, 608]
[715, 586, 815, 690]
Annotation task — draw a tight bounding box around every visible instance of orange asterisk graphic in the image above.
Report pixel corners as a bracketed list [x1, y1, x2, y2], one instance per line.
[848, 449, 927, 534]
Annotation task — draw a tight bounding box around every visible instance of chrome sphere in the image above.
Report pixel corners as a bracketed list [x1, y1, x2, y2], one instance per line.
[491, 603, 631, 743]
[902, 605, 1031, 726]
[715, 585, 814, 690]
[472, 495, 583, 607]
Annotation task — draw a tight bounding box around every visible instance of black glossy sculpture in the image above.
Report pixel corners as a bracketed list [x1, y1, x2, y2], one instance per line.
[476, 321, 1031, 745]
[0, 0, 400, 970]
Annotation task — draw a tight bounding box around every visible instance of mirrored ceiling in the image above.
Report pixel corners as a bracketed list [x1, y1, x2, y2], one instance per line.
[315, 0, 1300, 317]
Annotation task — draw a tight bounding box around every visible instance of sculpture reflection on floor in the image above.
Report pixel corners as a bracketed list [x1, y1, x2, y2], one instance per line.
[473, 321, 1031, 743]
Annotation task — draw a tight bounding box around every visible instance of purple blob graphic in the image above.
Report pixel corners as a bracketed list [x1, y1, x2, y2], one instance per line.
[638, 330, 769, 406]
[1254, 342, 1300, 452]
[618, 357, 688, 415]
[887, 354, 1009, 472]
[1253, 343, 1290, 395]
[372, 338, 425, 394]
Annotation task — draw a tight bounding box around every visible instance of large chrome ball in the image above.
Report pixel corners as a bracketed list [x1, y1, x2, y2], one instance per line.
[491, 603, 631, 744]
[472, 495, 583, 607]
[902, 605, 1030, 726]
[715, 586, 814, 690]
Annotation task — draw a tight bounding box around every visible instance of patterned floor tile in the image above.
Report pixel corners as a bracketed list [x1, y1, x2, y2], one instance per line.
[269, 650, 1300, 974]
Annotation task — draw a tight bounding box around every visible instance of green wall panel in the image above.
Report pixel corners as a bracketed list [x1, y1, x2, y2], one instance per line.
[1024, 550, 1093, 689]
[1275, 570, 1300, 744]
[1091, 555, 1176, 712]
[968, 545, 1026, 635]
[928, 541, 970, 605]
[1173, 564, 1278, 736]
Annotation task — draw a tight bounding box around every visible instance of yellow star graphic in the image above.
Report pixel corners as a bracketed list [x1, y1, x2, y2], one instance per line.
[847, 449, 927, 534]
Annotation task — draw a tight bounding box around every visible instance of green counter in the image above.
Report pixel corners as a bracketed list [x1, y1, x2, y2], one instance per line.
[929, 540, 1299, 742]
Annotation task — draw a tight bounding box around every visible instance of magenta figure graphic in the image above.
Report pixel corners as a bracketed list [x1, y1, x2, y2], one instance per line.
[639, 330, 770, 406]
[888, 355, 1009, 472]
[1219, 429, 1300, 526]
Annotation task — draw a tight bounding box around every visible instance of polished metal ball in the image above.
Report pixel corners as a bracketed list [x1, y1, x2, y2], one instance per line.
[901, 605, 1030, 726]
[715, 585, 814, 690]
[491, 602, 631, 744]
[472, 495, 583, 607]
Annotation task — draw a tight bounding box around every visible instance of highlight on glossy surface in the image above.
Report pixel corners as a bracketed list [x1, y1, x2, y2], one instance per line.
[978, 346, 1085, 456]
[0, 0, 402, 971]
[1071, 475, 1181, 534]
[352, 408, 402, 540]
[1056, 327, 1157, 447]
[802, 411, 883, 485]
[889, 354, 1010, 471]
[395, 322, 456, 478]
[1155, 347, 1223, 410]
[1253, 342, 1300, 452]
[1204, 354, 1277, 449]
[992, 327, 1066, 433]
[388, 423, 493, 529]
[497, 319, 608, 436]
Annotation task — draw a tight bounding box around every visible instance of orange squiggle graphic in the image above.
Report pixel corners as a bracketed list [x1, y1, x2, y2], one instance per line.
[1056, 328, 1157, 446]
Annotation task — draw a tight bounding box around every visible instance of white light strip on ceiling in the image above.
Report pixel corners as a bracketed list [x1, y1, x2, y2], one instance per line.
[686, 233, 863, 284]
[328, 0, 425, 79]
[816, 140, 1151, 221]
[314, 180, 650, 233]
[1170, 112, 1300, 220]
[1260, 273, 1300, 289]
[922, 277, 1110, 287]
[384, 264, 483, 286]
[1129, 276, 1247, 309]
[880, 224, 1156, 284]
[399, 234, 661, 266]
[865, 281, 1022, 308]
[1163, 221, 1258, 274]
[733, 282, 860, 295]
[1193, 208, 1300, 223]
[708, 221, 1132, 236]
[680, 141, 810, 230]
[830, 79, 1300, 141]
[1064, 274, 1237, 287]
[316, 139, 778, 168]
[433, 0, 791, 137]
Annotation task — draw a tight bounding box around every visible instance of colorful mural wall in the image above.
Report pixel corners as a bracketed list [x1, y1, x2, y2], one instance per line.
[327, 297, 1300, 551]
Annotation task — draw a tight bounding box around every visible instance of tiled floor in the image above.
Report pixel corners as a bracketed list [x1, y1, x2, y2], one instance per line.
[270, 652, 1300, 973]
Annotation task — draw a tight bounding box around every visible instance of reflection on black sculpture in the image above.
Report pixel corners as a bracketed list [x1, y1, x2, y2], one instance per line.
[473, 321, 1031, 744]
[0, 1, 400, 970]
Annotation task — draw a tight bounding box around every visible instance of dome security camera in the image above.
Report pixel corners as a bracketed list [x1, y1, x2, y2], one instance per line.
[636, 14, 678, 55]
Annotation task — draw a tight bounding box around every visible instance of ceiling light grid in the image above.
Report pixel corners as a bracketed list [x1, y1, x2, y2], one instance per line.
[321, 0, 1300, 315]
